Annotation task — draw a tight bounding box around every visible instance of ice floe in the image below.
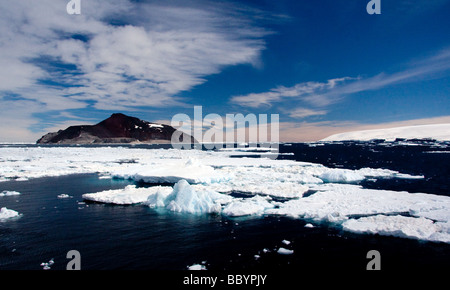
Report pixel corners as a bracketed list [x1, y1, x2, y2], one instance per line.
[342, 215, 445, 242]
[277, 248, 294, 255]
[83, 185, 172, 205]
[0, 190, 21, 196]
[222, 195, 274, 217]
[40, 258, 54, 270]
[267, 183, 450, 243]
[187, 264, 207, 270]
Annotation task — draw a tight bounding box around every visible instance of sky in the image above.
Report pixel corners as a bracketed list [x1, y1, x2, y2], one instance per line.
[0, 0, 449, 142]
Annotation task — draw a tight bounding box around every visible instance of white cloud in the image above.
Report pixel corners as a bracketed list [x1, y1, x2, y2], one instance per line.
[0, 0, 268, 138]
[288, 108, 328, 119]
[0, 0, 269, 141]
[231, 47, 450, 119]
[230, 77, 354, 109]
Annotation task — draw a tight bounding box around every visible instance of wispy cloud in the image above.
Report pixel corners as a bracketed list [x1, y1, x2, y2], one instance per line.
[231, 47, 450, 118]
[287, 108, 328, 119]
[230, 77, 354, 108]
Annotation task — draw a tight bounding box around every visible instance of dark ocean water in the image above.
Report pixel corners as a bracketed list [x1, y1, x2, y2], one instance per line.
[0, 142, 449, 275]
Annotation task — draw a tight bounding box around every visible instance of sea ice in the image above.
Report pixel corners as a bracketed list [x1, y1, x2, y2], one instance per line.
[0, 146, 447, 243]
[267, 183, 450, 243]
[342, 215, 439, 241]
[114, 158, 225, 184]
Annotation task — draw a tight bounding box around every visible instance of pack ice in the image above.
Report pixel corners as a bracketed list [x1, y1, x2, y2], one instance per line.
[1, 146, 449, 243]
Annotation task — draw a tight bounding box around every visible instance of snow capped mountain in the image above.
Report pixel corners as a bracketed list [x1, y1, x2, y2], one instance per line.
[321, 123, 450, 142]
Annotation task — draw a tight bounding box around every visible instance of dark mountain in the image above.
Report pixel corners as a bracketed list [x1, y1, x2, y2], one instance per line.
[36, 113, 195, 144]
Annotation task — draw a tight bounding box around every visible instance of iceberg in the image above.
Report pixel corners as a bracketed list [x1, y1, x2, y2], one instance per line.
[0, 207, 20, 220]
[146, 180, 232, 214]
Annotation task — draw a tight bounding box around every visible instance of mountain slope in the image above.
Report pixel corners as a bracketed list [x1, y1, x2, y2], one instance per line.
[37, 113, 194, 144]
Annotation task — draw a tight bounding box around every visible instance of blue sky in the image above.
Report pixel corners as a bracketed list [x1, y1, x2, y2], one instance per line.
[0, 0, 449, 142]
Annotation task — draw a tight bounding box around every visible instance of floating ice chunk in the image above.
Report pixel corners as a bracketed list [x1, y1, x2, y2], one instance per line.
[222, 195, 274, 217]
[304, 223, 314, 228]
[0, 190, 21, 196]
[146, 180, 231, 214]
[57, 194, 71, 199]
[82, 185, 172, 205]
[342, 215, 441, 241]
[357, 167, 424, 179]
[317, 167, 423, 184]
[188, 264, 207, 270]
[277, 248, 294, 255]
[166, 180, 225, 214]
[282, 240, 291, 245]
[0, 207, 20, 220]
[40, 258, 54, 270]
[319, 169, 365, 183]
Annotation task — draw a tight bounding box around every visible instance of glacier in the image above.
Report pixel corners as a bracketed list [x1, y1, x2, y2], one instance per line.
[0, 145, 449, 243]
[321, 123, 450, 142]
